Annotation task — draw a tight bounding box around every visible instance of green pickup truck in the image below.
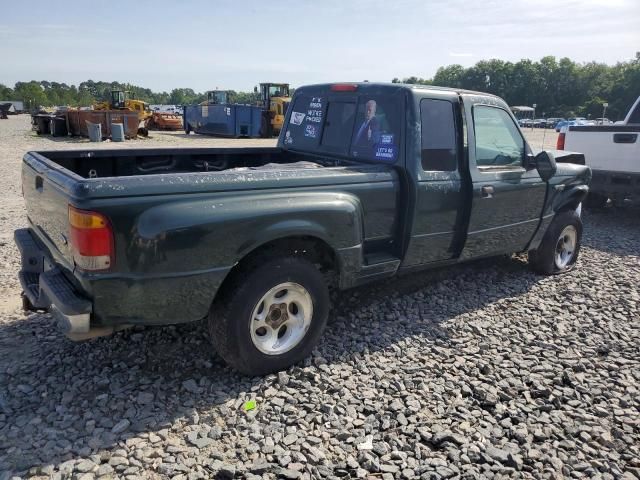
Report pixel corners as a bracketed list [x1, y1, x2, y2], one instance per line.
[16, 83, 590, 375]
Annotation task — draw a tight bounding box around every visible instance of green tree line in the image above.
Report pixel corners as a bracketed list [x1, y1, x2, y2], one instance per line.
[0, 80, 261, 111]
[393, 53, 640, 121]
[2, 54, 638, 119]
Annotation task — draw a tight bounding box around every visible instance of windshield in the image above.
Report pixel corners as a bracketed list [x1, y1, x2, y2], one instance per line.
[209, 91, 228, 104]
[268, 85, 289, 97]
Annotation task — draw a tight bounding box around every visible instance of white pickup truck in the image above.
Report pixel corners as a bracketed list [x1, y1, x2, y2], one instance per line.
[558, 96, 640, 207]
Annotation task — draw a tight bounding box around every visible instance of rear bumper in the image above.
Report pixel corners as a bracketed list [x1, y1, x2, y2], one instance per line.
[591, 169, 640, 197]
[16, 228, 92, 335]
[15, 227, 232, 333]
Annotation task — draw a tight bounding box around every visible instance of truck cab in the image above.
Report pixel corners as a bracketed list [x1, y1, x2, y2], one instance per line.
[205, 90, 229, 105]
[282, 83, 589, 266]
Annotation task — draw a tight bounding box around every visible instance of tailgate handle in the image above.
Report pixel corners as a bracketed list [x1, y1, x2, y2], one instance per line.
[35, 175, 44, 191]
[613, 133, 637, 144]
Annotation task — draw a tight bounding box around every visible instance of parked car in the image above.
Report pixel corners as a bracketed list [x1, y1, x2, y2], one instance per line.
[556, 119, 592, 132]
[546, 118, 565, 129]
[15, 82, 591, 375]
[533, 118, 547, 128]
[519, 118, 533, 128]
[559, 95, 640, 207]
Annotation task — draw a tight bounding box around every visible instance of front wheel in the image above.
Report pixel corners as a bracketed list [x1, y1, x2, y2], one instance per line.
[528, 210, 582, 275]
[208, 256, 330, 375]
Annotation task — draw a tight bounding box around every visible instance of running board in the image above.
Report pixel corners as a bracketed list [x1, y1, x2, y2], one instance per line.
[353, 255, 401, 286]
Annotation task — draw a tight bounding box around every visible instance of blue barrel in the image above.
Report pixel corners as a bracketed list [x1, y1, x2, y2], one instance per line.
[86, 122, 102, 142]
[111, 123, 125, 142]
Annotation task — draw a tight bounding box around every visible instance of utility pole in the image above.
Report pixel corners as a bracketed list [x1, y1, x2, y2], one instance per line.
[602, 102, 608, 123]
[532, 104, 537, 131]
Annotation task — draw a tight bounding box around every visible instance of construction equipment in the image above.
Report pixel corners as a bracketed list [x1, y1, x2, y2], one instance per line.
[259, 83, 291, 137]
[202, 90, 229, 105]
[94, 90, 152, 135]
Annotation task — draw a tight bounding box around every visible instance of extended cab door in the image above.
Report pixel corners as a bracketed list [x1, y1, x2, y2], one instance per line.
[460, 96, 547, 259]
[402, 93, 467, 266]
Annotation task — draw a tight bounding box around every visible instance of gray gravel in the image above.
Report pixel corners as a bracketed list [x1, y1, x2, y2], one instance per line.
[1, 116, 639, 479]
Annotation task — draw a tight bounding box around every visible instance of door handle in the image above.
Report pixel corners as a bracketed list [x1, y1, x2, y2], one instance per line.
[481, 185, 494, 198]
[613, 133, 637, 144]
[35, 175, 43, 191]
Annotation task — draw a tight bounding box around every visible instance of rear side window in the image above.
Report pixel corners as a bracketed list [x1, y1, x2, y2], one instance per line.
[420, 99, 458, 171]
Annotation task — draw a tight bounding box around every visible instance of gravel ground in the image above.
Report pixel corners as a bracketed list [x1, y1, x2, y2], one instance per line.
[0, 115, 638, 479]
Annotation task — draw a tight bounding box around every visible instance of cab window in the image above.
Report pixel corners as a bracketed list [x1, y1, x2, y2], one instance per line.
[321, 101, 356, 152]
[421, 98, 458, 171]
[473, 106, 524, 168]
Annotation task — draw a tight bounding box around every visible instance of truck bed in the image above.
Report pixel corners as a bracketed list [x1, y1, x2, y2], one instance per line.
[22, 147, 400, 314]
[564, 125, 640, 172]
[36, 147, 351, 179]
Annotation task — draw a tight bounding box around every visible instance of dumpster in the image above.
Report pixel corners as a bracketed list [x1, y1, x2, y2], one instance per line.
[34, 114, 52, 135]
[183, 103, 262, 137]
[65, 110, 139, 139]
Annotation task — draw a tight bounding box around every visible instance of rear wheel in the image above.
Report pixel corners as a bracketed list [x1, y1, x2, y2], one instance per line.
[208, 256, 330, 375]
[529, 210, 582, 275]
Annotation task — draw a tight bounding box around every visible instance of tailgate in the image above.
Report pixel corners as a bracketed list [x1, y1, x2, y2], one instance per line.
[22, 156, 74, 266]
[565, 126, 640, 172]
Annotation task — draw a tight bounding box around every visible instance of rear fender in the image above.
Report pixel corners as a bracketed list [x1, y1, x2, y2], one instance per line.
[134, 191, 364, 275]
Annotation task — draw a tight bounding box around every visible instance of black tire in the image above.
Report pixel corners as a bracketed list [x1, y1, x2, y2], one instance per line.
[585, 192, 608, 209]
[208, 256, 330, 375]
[529, 210, 582, 275]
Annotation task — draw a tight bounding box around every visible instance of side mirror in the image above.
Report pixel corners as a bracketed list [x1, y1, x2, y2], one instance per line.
[534, 151, 557, 182]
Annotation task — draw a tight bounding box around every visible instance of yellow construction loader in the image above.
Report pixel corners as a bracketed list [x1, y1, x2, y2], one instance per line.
[94, 90, 152, 135]
[259, 83, 291, 137]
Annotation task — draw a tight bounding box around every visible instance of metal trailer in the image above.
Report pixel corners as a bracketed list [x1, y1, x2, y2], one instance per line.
[183, 103, 263, 138]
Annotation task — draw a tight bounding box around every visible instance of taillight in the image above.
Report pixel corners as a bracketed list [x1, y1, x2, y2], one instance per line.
[556, 131, 565, 150]
[68, 206, 114, 271]
[331, 83, 358, 92]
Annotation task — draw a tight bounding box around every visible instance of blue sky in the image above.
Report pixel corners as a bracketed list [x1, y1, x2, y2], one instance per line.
[1, 0, 638, 92]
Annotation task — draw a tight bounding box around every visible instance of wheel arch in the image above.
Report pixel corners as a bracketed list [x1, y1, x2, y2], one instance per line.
[213, 234, 341, 306]
[553, 184, 589, 213]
